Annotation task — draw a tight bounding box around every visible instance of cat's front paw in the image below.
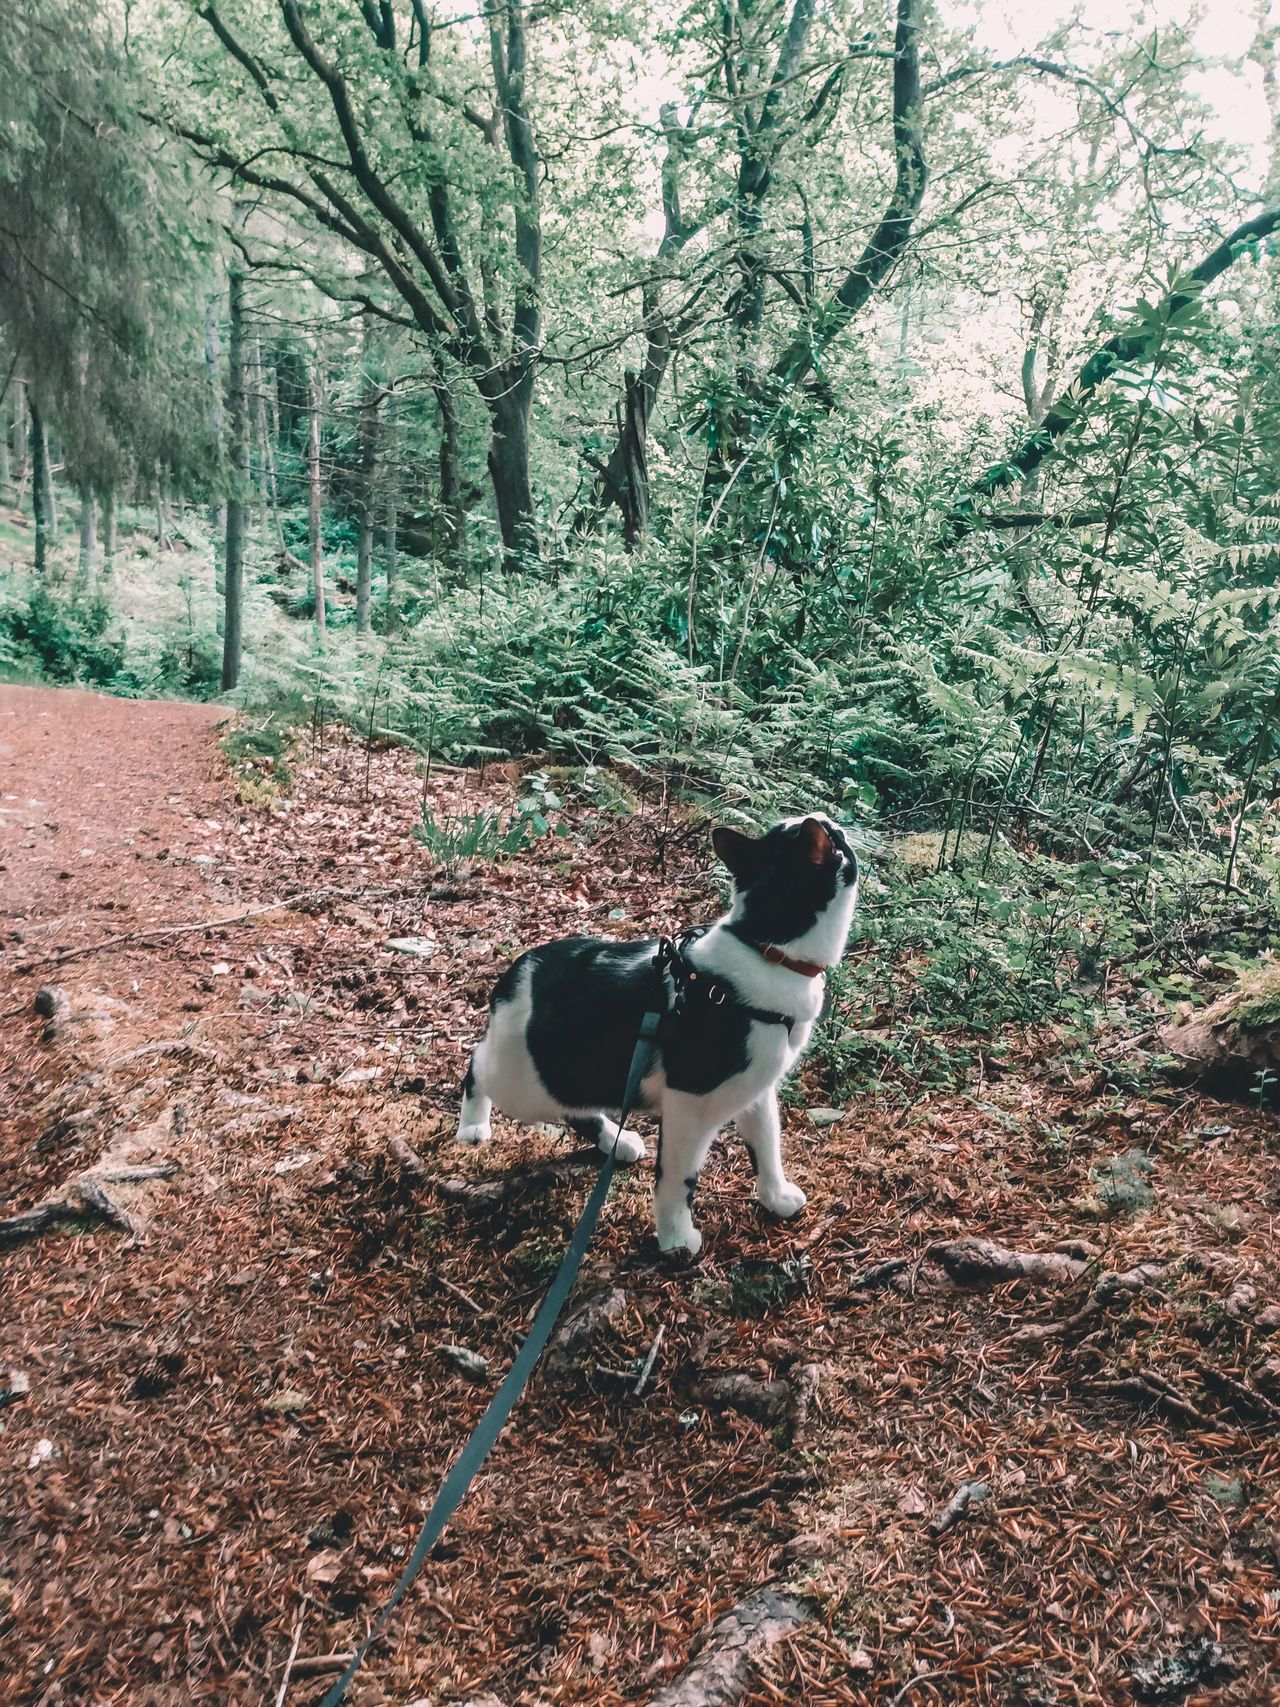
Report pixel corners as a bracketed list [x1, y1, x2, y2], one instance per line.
[455, 1121, 491, 1146]
[656, 1219, 702, 1256]
[608, 1127, 644, 1165]
[758, 1180, 807, 1218]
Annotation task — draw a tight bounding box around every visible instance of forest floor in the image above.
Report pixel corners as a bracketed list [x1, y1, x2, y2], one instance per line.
[3, 684, 1279, 1707]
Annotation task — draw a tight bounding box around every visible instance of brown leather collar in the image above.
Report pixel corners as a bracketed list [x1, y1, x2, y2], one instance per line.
[755, 942, 826, 979]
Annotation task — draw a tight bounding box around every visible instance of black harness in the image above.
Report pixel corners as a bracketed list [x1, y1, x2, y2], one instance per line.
[657, 926, 796, 1036]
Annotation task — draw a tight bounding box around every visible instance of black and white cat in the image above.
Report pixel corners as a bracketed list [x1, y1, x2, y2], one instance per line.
[456, 814, 859, 1253]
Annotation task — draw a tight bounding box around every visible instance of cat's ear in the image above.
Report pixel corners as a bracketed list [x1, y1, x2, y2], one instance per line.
[712, 826, 764, 882]
[798, 816, 835, 866]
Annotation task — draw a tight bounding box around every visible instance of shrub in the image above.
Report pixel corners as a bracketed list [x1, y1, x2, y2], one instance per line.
[0, 587, 126, 685]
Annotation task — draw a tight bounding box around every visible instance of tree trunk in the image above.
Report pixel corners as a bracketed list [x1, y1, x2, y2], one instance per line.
[436, 378, 465, 562]
[102, 488, 116, 577]
[771, 0, 925, 387]
[308, 365, 327, 650]
[221, 267, 247, 692]
[205, 295, 227, 624]
[253, 334, 283, 545]
[383, 428, 399, 631]
[29, 397, 53, 576]
[11, 379, 27, 506]
[356, 390, 378, 635]
[156, 464, 168, 551]
[617, 372, 652, 547]
[78, 493, 97, 587]
[487, 382, 537, 567]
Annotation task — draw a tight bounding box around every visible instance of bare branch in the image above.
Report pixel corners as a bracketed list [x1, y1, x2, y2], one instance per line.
[772, 0, 926, 384]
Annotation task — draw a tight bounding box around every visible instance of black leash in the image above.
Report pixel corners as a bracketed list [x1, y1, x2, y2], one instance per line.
[318, 1005, 662, 1706]
[318, 928, 795, 1703]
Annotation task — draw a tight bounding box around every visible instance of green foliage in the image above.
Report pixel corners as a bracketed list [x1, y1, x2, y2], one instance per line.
[1090, 1149, 1156, 1216]
[415, 804, 530, 872]
[725, 1256, 813, 1317]
[222, 720, 293, 793]
[0, 587, 125, 685]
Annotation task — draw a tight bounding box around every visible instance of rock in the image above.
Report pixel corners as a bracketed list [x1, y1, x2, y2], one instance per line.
[1225, 1284, 1258, 1320]
[779, 1531, 836, 1565]
[34, 986, 69, 1019]
[805, 1107, 844, 1126]
[545, 1286, 627, 1381]
[1130, 1634, 1235, 1702]
[436, 1345, 489, 1382]
[387, 936, 438, 958]
[1256, 1305, 1280, 1333]
[266, 1388, 309, 1414]
[703, 1373, 790, 1426]
[34, 985, 71, 1041]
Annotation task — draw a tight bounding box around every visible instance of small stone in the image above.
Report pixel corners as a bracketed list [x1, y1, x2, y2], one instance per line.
[266, 1388, 309, 1414]
[806, 1107, 844, 1127]
[210, 962, 231, 976]
[1255, 1304, 1280, 1333]
[436, 1345, 489, 1382]
[27, 1439, 55, 1469]
[387, 936, 438, 958]
[1226, 1284, 1258, 1320]
[274, 1153, 314, 1174]
[780, 1531, 834, 1565]
[7, 1371, 30, 1397]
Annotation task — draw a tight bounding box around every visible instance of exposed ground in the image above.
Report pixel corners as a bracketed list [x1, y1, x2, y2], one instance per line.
[2, 685, 1279, 1707]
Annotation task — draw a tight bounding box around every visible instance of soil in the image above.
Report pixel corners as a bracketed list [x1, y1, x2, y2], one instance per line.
[2, 684, 1279, 1707]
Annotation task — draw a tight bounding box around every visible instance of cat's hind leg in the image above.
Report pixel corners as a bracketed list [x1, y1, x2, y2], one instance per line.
[456, 1047, 493, 1145]
[569, 1115, 645, 1166]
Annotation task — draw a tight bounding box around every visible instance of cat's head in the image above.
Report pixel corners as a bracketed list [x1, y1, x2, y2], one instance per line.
[711, 814, 859, 960]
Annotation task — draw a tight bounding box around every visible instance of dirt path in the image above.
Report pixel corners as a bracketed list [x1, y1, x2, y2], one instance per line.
[3, 688, 1280, 1707]
[1, 684, 232, 941]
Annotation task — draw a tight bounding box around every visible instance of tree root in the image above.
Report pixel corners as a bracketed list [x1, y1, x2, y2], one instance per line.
[926, 1236, 1089, 1287]
[0, 1177, 144, 1247]
[919, 1238, 1168, 1345]
[1089, 1370, 1206, 1425]
[1011, 1260, 1168, 1344]
[644, 1585, 810, 1707]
